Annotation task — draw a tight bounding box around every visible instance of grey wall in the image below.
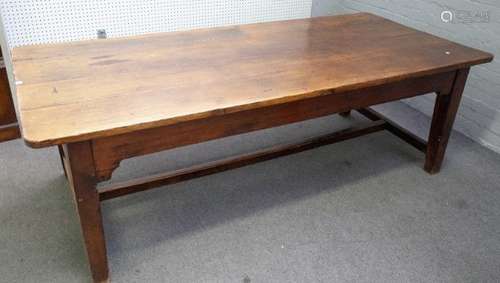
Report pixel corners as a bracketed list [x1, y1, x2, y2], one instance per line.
[312, 0, 500, 154]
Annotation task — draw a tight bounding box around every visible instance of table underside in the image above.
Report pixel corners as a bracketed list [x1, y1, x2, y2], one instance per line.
[56, 66, 472, 283]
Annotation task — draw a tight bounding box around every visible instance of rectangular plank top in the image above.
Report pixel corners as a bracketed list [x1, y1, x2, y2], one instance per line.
[12, 13, 493, 148]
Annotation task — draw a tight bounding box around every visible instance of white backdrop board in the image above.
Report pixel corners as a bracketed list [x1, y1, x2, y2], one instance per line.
[0, 0, 312, 47]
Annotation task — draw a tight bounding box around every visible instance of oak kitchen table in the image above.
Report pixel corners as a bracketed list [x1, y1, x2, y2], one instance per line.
[11, 13, 493, 282]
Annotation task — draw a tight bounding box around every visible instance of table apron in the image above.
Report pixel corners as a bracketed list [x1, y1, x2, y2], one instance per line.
[91, 70, 456, 181]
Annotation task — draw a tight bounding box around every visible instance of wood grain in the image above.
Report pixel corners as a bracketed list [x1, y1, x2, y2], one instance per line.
[425, 68, 470, 174]
[91, 71, 455, 180]
[12, 13, 493, 148]
[64, 142, 109, 283]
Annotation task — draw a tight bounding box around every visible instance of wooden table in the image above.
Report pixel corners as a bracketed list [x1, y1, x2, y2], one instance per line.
[12, 13, 493, 282]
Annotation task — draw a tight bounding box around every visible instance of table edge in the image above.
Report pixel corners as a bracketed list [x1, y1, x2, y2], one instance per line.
[21, 58, 493, 148]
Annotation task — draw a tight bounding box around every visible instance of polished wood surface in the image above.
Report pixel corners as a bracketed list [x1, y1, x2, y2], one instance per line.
[12, 13, 492, 148]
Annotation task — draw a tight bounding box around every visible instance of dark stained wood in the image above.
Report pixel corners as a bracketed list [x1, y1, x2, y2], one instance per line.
[12, 13, 493, 148]
[91, 71, 455, 180]
[99, 120, 386, 200]
[356, 108, 427, 152]
[339, 111, 351, 117]
[64, 142, 109, 283]
[0, 51, 17, 126]
[0, 123, 20, 142]
[425, 68, 470, 174]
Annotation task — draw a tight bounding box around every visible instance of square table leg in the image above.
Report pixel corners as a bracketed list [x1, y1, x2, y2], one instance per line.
[64, 141, 109, 283]
[425, 68, 470, 174]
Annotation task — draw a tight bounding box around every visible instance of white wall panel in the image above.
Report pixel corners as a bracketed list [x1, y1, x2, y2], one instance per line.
[0, 0, 312, 47]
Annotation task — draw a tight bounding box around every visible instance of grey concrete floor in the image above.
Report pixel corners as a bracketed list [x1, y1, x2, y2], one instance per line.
[1, 102, 500, 283]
